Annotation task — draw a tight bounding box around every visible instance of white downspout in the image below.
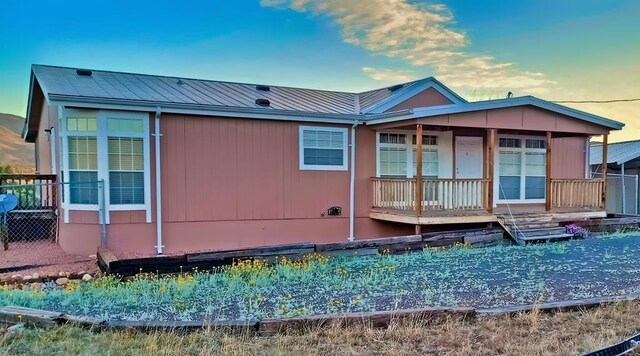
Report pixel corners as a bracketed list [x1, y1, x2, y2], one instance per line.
[349, 120, 359, 241]
[154, 108, 164, 254]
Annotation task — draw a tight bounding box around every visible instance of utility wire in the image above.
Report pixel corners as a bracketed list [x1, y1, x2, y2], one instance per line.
[552, 98, 640, 104]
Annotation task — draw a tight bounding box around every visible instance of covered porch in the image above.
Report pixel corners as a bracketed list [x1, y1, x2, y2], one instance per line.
[368, 122, 610, 232]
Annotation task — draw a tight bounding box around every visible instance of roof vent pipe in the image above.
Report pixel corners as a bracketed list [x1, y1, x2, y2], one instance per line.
[255, 98, 270, 106]
[76, 69, 92, 76]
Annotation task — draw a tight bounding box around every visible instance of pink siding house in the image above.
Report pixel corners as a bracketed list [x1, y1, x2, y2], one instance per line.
[23, 65, 623, 255]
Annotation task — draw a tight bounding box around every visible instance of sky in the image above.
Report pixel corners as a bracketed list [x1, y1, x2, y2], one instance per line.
[1, 0, 638, 141]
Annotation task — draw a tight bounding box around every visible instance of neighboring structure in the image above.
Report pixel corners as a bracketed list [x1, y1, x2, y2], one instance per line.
[23, 65, 624, 255]
[590, 140, 640, 214]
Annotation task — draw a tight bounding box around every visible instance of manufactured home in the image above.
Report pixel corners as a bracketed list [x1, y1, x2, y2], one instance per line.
[21, 65, 623, 255]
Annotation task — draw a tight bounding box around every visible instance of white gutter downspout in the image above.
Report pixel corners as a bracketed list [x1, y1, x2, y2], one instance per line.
[349, 120, 360, 242]
[154, 107, 164, 255]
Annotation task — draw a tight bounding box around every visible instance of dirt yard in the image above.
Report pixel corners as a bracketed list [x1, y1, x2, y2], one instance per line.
[0, 241, 98, 279]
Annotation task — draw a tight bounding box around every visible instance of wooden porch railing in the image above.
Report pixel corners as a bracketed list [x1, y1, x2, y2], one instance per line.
[372, 177, 491, 212]
[550, 179, 605, 209]
[0, 174, 57, 210]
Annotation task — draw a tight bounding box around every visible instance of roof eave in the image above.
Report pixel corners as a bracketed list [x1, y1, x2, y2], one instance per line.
[364, 96, 625, 130]
[48, 95, 364, 124]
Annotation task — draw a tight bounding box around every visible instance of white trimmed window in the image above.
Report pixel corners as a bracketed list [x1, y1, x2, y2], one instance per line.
[299, 126, 348, 171]
[60, 109, 151, 223]
[108, 137, 145, 204]
[497, 136, 547, 201]
[377, 131, 438, 178]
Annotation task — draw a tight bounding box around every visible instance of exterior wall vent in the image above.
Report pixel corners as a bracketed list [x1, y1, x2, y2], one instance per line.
[388, 84, 403, 92]
[255, 98, 270, 107]
[256, 85, 270, 91]
[76, 69, 93, 76]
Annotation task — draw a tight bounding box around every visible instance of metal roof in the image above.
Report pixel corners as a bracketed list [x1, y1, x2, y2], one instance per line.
[32, 65, 471, 116]
[590, 140, 640, 165]
[24, 64, 625, 142]
[33, 65, 364, 115]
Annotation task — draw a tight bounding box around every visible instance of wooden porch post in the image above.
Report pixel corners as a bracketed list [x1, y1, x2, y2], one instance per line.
[487, 129, 496, 213]
[415, 124, 423, 234]
[545, 131, 552, 212]
[601, 134, 608, 209]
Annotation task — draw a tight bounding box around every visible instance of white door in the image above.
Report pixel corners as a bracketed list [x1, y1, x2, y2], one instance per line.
[455, 136, 483, 178]
[454, 136, 484, 209]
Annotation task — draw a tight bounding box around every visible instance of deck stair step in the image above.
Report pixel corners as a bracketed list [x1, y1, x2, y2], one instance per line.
[504, 222, 560, 230]
[497, 214, 575, 245]
[515, 227, 568, 238]
[516, 233, 575, 242]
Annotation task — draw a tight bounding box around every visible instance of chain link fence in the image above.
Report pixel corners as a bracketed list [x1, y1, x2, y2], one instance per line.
[592, 172, 639, 215]
[0, 176, 106, 273]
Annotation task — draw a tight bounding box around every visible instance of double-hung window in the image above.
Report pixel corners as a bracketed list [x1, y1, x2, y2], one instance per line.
[377, 131, 439, 178]
[497, 136, 546, 201]
[107, 118, 146, 205]
[66, 117, 98, 204]
[299, 126, 348, 171]
[60, 109, 150, 222]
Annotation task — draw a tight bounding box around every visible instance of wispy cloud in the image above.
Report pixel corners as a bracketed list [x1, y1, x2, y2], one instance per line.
[261, 0, 555, 98]
[361, 66, 416, 82]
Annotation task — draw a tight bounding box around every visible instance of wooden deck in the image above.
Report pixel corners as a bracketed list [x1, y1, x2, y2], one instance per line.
[370, 204, 607, 226]
[370, 208, 498, 225]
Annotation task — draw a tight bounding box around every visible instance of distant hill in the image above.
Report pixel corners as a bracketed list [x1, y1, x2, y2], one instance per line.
[0, 113, 34, 171]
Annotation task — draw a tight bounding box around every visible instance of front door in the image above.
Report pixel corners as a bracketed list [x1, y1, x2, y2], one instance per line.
[455, 136, 483, 178]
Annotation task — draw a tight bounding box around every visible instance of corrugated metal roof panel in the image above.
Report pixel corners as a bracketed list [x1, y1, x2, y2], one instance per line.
[33, 65, 371, 115]
[590, 140, 640, 165]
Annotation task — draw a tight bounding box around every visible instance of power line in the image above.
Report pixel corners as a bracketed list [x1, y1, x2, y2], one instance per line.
[552, 98, 640, 104]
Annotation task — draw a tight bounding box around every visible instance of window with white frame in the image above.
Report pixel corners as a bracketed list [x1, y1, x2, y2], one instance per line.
[498, 137, 546, 201]
[60, 109, 151, 219]
[377, 132, 438, 178]
[299, 126, 348, 170]
[108, 137, 145, 204]
[66, 116, 98, 204]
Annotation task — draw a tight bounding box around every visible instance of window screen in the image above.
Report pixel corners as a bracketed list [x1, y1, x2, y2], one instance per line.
[499, 151, 521, 199]
[525, 152, 546, 199]
[300, 127, 347, 170]
[108, 137, 145, 204]
[68, 137, 98, 204]
[379, 147, 407, 177]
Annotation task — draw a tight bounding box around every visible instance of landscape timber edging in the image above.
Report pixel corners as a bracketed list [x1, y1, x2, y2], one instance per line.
[2, 294, 640, 335]
[256, 306, 475, 336]
[98, 227, 507, 276]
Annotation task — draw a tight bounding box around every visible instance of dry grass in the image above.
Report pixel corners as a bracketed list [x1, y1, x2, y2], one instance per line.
[1, 301, 639, 355]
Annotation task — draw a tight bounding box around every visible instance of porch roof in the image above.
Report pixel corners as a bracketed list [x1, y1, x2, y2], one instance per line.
[365, 96, 624, 131]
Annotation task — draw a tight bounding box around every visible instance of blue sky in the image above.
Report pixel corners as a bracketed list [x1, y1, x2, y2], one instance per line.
[1, 0, 638, 140]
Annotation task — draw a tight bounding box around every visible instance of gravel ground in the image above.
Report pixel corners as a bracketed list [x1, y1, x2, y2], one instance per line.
[0, 241, 98, 278]
[2, 235, 640, 322]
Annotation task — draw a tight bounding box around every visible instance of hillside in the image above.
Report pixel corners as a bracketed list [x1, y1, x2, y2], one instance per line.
[0, 113, 34, 171]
